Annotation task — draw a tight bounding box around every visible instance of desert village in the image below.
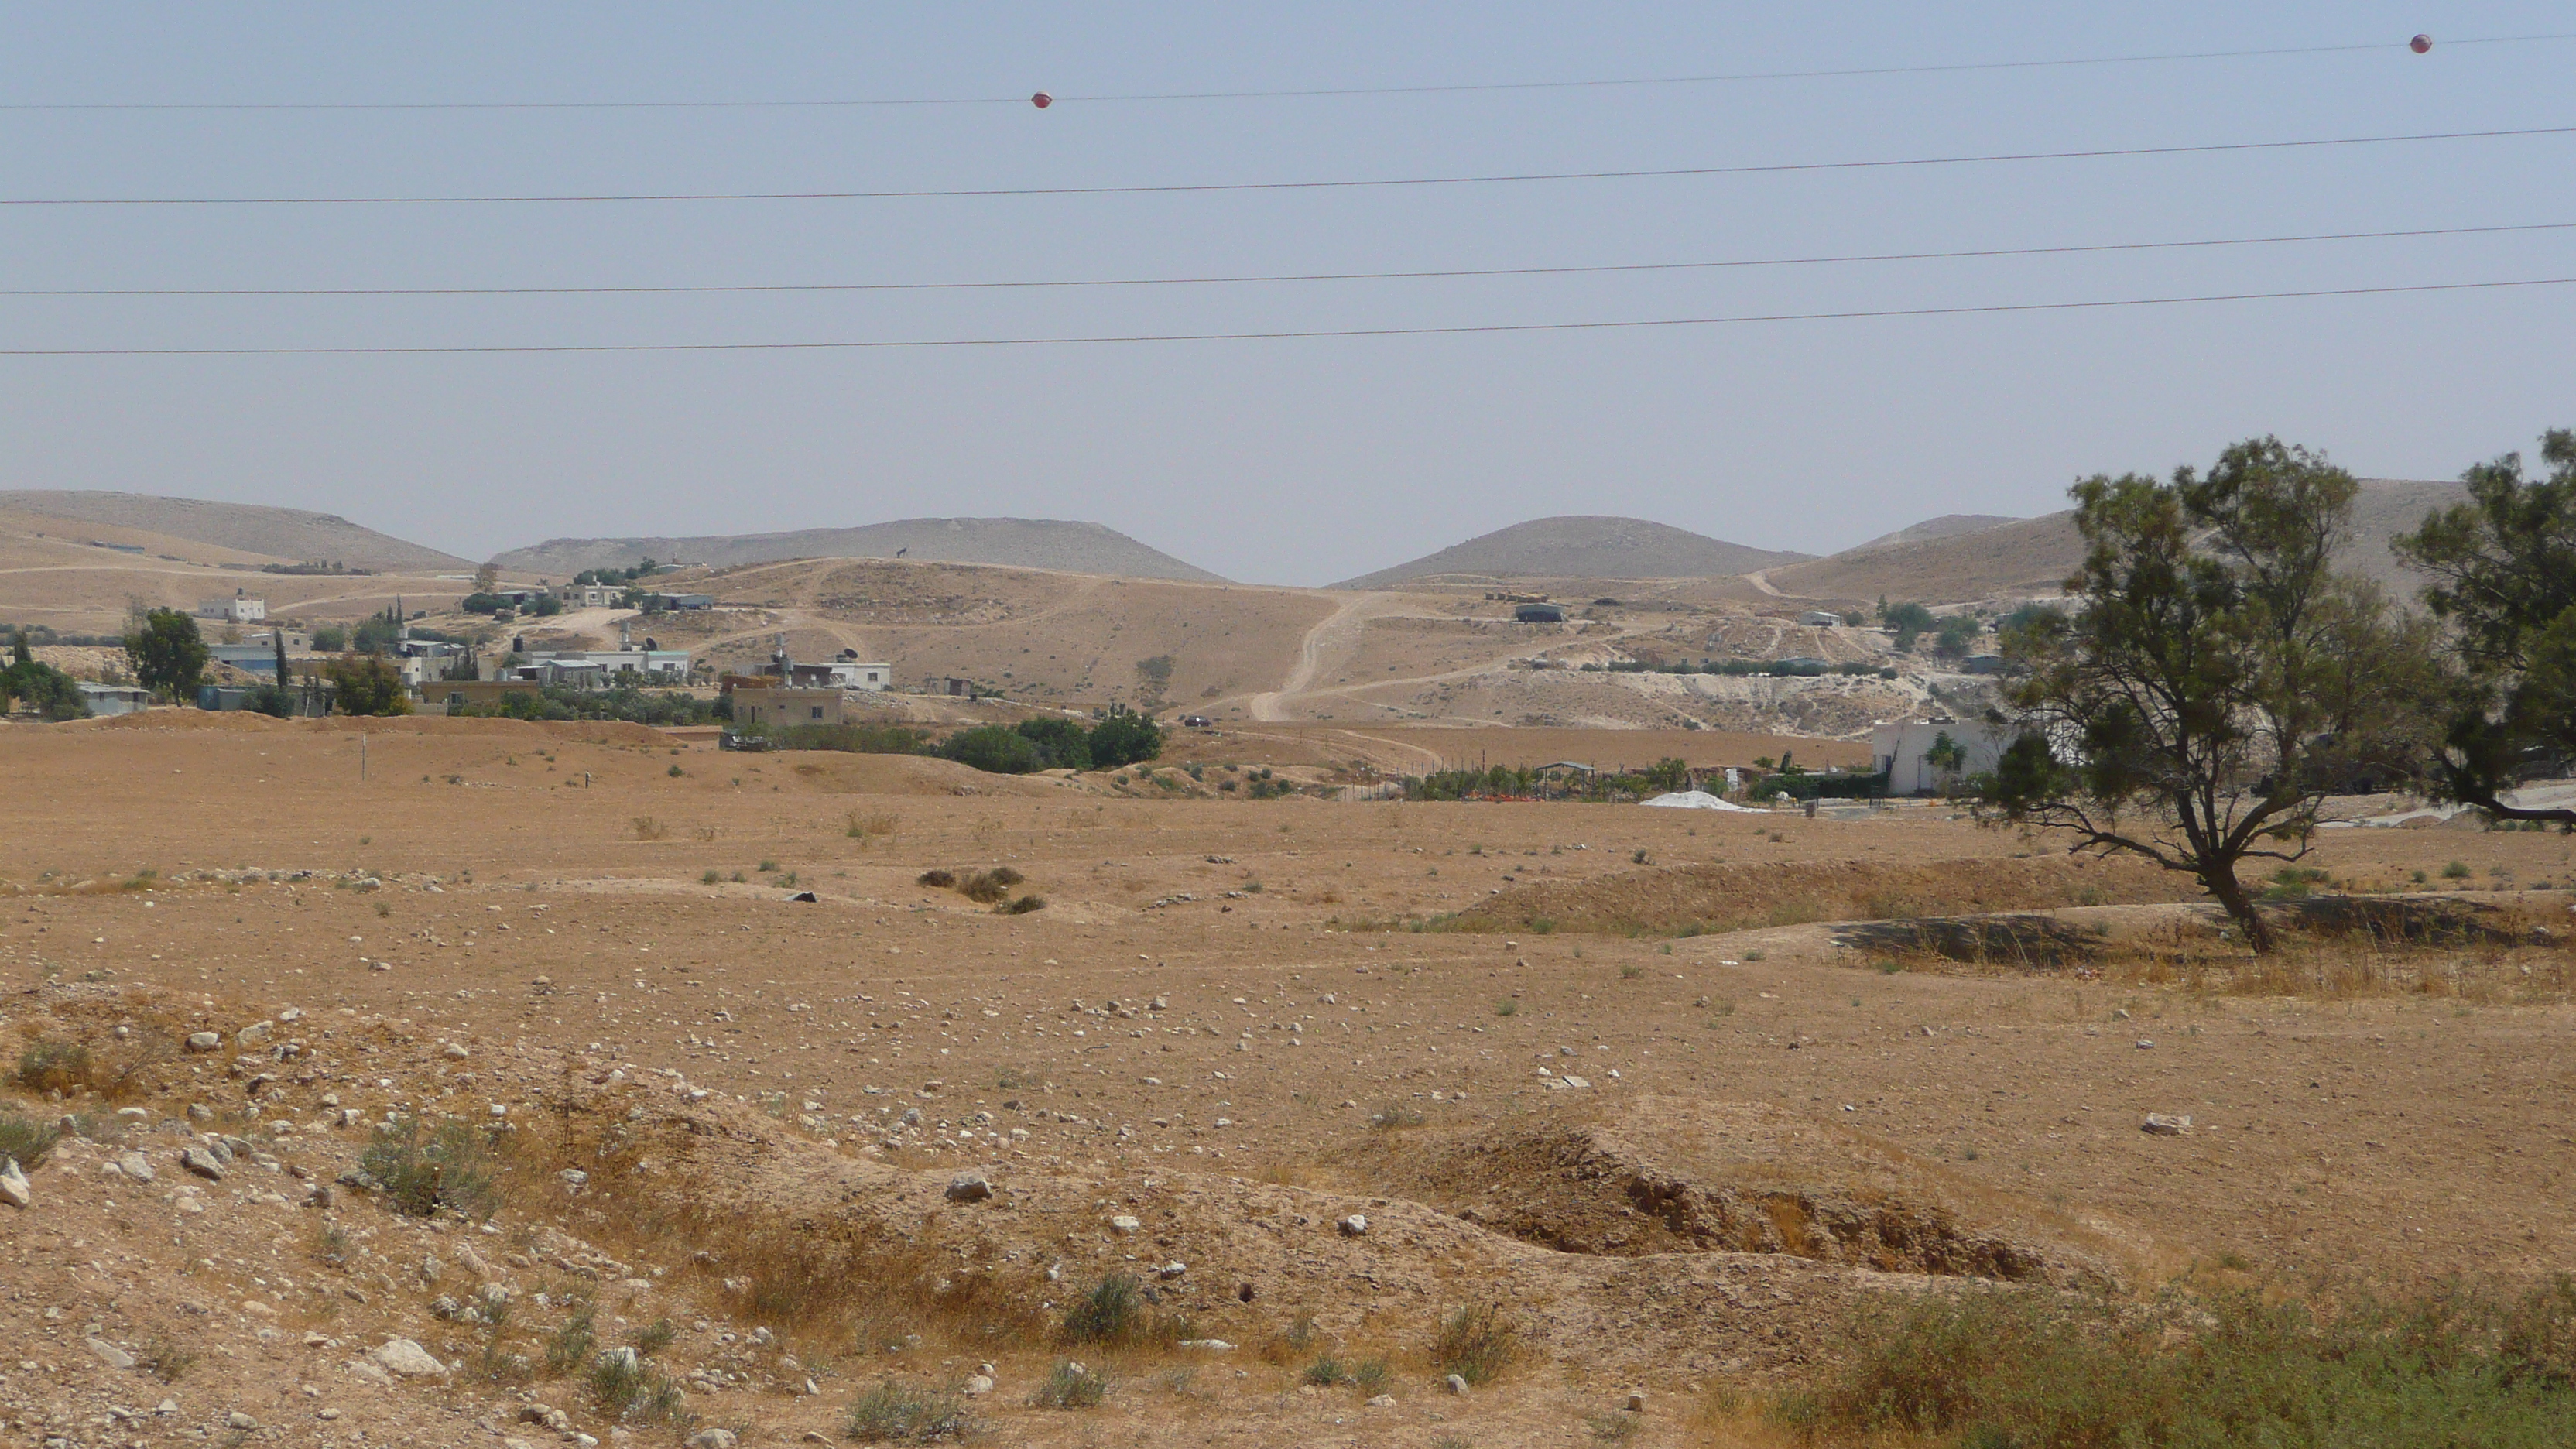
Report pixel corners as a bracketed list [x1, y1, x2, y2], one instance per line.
[8, 12, 2576, 1449]
[5, 475, 2576, 1449]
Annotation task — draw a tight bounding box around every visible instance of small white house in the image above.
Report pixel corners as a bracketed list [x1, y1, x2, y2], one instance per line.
[1798, 610, 1842, 628]
[1872, 718, 2008, 796]
[77, 683, 154, 717]
[198, 589, 266, 623]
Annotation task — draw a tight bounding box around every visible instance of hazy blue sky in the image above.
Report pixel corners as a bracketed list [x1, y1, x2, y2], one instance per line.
[2, 4, 2569, 583]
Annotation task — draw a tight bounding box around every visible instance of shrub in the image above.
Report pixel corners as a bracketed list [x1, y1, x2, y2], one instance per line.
[360, 1117, 500, 1219]
[1802, 1281, 2576, 1446]
[543, 1301, 599, 1377]
[0, 1112, 63, 1167]
[324, 653, 412, 716]
[1495, 999, 1518, 1017]
[1303, 1357, 1347, 1387]
[1369, 1103, 1426, 1130]
[585, 1348, 687, 1423]
[771, 721, 930, 754]
[999, 895, 1047, 915]
[15, 1040, 93, 1095]
[2444, 860, 2474, 879]
[1433, 1302, 1519, 1386]
[632, 816, 667, 841]
[845, 1379, 971, 1442]
[916, 869, 957, 889]
[1031, 1361, 1109, 1409]
[958, 868, 1022, 904]
[1063, 1273, 1144, 1344]
[937, 725, 1042, 775]
[1088, 705, 1165, 768]
[1013, 716, 1094, 770]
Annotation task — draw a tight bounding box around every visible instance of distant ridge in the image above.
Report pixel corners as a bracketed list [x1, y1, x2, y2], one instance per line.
[0, 490, 467, 572]
[1762, 480, 2469, 605]
[1846, 513, 2021, 551]
[1334, 516, 1810, 589]
[489, 517, 1227, 583]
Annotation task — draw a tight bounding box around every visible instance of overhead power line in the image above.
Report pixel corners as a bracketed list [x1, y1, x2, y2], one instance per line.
[5, 32, 2571, 111]
[8, 123, 2571, 207]
[5, 221, 2566, 298]
[5, 276, 2568, 355]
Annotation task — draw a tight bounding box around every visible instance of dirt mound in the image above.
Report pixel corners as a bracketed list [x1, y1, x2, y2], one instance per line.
[1360, 1098, 2115, 1284]
[74, 711, 669, 746]
[1457, 855, 2195, 934]
[1834, 913, 2112, 968]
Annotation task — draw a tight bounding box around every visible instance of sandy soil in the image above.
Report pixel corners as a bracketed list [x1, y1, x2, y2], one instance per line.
[4, 717, 2573, 1447]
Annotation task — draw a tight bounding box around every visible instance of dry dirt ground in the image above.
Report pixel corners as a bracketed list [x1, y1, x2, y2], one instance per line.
[5, 715, 2574, 1449]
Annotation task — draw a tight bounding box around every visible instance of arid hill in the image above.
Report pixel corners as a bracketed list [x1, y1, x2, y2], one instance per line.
[1846, 513, 2023, 550]
[0, 489, 468, 572]
[490, 517, 1225, 583]
[1761, 479, 2468, 606]
[1333, 515, 1810, 588]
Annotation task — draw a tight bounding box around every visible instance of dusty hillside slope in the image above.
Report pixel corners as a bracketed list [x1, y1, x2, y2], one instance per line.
[0, 491, 467, 572]
[1334, 516, 1810, 588]
[492, 518, 1226, 584]
[1845, 513, 2023, 551]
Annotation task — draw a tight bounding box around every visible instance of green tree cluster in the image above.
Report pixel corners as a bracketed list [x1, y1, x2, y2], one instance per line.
[324, 654, 412, 716]
[2395, 428, 2576, 826]
[0, 631, 89, 720]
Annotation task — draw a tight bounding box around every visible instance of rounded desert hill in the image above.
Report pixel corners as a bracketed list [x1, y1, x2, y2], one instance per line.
[488, 517, 1226, 583]
[0, 489, 468, 572]
[1332, 515, 1810, 589]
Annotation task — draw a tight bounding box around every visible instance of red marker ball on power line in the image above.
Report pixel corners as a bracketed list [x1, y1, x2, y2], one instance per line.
[1031, 91, 1053, 108]
[2410, 34, 2432, 54]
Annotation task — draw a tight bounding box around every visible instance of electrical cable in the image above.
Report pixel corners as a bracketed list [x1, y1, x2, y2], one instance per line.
[4, 33, 2569, 111]
[8, 123, 2571, 207]
[5, 221, 2566, 297]
[5, 275, 2567, 355]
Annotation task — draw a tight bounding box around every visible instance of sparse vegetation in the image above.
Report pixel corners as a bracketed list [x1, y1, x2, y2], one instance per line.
[1433, 1302, 1519, 1386]
[359, 1117, 499, 1219]
[0, 1112, 62, 1167]
[1368, 1102, 1426, 1130]
[845, 1379, 972, 1441]
[14, 1039, 93, 1095]
[1032, 1360, 1110, 1409]
[1788, 1280, 2576, 1447]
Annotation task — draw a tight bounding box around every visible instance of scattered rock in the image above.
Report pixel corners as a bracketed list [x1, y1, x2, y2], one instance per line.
[184, 1032, 221, 1053]
[1156, 1261, 1187, 1279]
[961, 1375, 995, 1397]
[440, 1043, 470, 1060]
[345, 1357, 395, 1387]
[236, 1022, 272, 1046]
[2135, 1040, 2156, 1050]
[2142, 1114, 2194, 1136]
[944, 1172, 994, 1203]
[86, 1338, 135, 1369]
[368, 1338, 449, 1378]
[115, 1150, 154, 1183]
[1446, 1373, 1471, 1396]
[683, 1428, 738, 1449]
[1108, 1214, 1142, 1235]
[1625, 1389, 1648, 1412]
[180, 1147, 225, 1182]
[0, 1157, 29, 1209]
[1366, 1392, 1397, 1407]
[1337, 1214, 1368, 1237]
[1178, 1339, 1235, 1352]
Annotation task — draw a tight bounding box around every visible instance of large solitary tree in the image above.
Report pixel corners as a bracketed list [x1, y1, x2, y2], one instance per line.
[1978, 438, 2437, 953]
[123, 607, 209, 701]
[2393, 428, 2576, 827]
